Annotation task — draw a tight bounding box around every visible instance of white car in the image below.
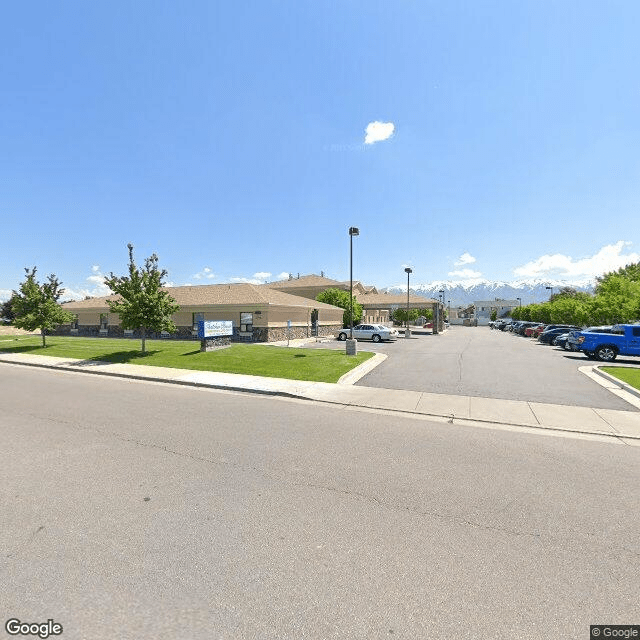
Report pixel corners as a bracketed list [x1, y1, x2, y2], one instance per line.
[337, 324, 398, 343]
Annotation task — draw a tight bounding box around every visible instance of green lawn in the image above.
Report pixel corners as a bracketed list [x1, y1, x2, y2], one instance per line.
[0, 336, 374, 383]
[601, 366, 640, 391]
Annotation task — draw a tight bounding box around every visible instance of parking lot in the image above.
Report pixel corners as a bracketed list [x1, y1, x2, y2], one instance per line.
[304, 326, 637, 411]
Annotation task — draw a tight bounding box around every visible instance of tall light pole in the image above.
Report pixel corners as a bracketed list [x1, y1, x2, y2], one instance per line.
[405, 267, 412, 338]
[348, 227, 359, 351]
[438, 289, 444, 331]
[546, 286, 553, 300]
[517, 297, 522, 307]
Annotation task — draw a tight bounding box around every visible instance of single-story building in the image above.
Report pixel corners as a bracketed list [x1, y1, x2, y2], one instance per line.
[58, 283, 344, 342]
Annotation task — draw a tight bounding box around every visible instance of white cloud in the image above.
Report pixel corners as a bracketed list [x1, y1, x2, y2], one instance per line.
[513, 241, 640, 280]
[455, 252, 476, 266]
[364, 121, 395, 145]
[192, 267, 216, 280]
[276, 272, 290, 281]
[448, 268, 483, 279]
[57, 265, 112, 301]
[0, 289, 12, 303]
[230, 272, 273, 285]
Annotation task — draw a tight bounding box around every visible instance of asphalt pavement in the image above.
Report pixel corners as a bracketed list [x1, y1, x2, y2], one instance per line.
[303, 325, 639, 411]
[1, 365, 640, 639]
[1, 346, 639, 444]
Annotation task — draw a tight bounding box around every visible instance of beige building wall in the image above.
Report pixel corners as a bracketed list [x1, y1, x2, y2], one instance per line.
[173, 307, 264, 328]
[75, 304, 342, 330]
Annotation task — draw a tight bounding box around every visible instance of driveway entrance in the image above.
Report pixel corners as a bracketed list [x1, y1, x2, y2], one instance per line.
[330, 326, 635, 411]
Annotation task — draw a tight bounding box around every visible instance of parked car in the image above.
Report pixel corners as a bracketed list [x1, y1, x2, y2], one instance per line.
[511, 321, 529, 334]
[337, 324, 398, 342]
[553, 332, 572, 349]
[515, 322, 538, 335]
[537, 326, 580, 344]
[574, 324, 640, 361]
[525, 324, 546, 337]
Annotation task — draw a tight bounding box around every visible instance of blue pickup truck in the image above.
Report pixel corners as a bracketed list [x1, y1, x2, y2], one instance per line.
[575, 324, 640, 361]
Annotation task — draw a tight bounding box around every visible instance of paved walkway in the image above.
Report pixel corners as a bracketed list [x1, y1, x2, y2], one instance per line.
[2, 351, 640, 445]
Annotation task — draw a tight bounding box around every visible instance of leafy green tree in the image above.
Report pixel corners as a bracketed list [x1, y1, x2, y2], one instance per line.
[390, 307, 433, 326]
[1, 295, 18, 323]
[12, 267, 74, 347]
[596, 261, 640, 292]
[490, 308, 498, 321]
[104, 244, 180, 354]
[547, 297, 590, 325]
[391, 308, 418, 325]
[316, 288, 363, 327]
[417, 308, 434, 321]
[590, 275, 640, 324]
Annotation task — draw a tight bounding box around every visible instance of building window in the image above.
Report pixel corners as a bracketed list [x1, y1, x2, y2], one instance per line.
[100, 314, 108, 329]
[240, 312, 253, 333]
[192, 312, 204, 330]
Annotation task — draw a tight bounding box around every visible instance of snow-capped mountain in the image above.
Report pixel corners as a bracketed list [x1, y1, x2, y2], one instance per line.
[382, 279, 595, 307]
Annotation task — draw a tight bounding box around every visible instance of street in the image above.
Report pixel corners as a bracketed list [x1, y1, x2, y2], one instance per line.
[1, 364, 639, 639]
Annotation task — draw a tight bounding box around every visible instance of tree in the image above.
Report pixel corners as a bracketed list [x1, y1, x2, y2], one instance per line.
[390, 307, 433, 326]
[1, 295, 18, 323]
[596, 261, 640, 292]
[12, 268, 74, 347]
[391, 308, 418, 325]
[104, 244, 180, 354]
[315, 288, 363, 328]
[490, 308, 498, 321]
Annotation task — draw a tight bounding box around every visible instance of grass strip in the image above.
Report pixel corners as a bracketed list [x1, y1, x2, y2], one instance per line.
[600, 366, 640, 391]
[0, 336, 374, 383]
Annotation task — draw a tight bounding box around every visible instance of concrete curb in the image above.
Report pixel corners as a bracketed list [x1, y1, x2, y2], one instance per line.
[337, 352, 387, 385]
[592, 365, 640, 400]
[579, 365, 640, 411]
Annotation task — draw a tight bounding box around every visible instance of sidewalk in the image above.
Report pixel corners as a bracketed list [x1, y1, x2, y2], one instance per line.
[1, 351, 640, 444]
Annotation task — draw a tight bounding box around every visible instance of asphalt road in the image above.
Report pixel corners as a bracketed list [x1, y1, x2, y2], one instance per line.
[1, 365, 639, 639]
[308, 326, 636, 411]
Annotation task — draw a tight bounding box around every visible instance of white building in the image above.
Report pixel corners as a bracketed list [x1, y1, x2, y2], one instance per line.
[474, 300, 520, 325]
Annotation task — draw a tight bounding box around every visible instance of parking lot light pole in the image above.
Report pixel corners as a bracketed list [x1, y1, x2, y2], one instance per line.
[546, 286, 553, 300]
[517, 297, 521, 307]
[405, 267, 412, 338]
[347, 227, 359, 354]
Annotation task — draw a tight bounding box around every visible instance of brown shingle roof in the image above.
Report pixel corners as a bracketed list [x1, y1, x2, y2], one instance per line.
[263, 274, 345, 289]
[62, 283, 342, 311]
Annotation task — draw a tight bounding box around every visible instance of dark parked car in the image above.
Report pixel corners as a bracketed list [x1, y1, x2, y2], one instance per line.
[553, 332, 572, 349]
[537, 326, 580, 344]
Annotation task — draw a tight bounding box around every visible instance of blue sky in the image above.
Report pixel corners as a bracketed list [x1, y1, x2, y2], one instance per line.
[1, 1, 639, 301]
